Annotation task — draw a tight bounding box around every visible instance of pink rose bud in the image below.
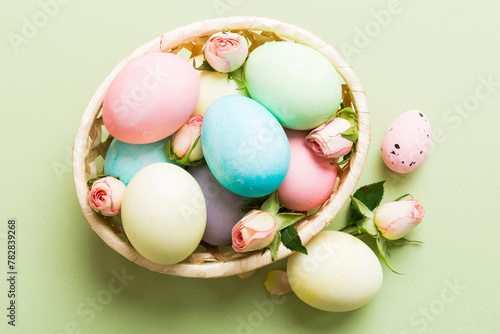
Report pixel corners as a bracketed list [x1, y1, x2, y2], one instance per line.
[306, 117, 354, 159]
[88, 177, 126, 217]
[232, 210, 277, 252]
[204, 32, 248, 73]
[374, 199, 425, 240]
[171, 115, 204, 162]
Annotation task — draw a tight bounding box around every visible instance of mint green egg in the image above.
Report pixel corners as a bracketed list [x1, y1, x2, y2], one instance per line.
[244, 42, 342, 130]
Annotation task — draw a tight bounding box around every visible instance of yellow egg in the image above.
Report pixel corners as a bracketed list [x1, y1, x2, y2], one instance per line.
[121, 163, 206, 265]
[192, 56, 248, 116]
[287, 231, 383, 312]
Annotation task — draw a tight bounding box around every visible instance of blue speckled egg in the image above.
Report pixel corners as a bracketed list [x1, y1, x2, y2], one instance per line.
[104, 137, 184, 185]
[188, 164, 248, 246]
[201, 95, 290, 198]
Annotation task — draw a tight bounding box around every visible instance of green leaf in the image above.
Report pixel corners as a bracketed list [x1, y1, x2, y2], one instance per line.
[193, 58, 216, 72]
[228, 66, 247, 90]
[376, 237, 402, 274]
[338, 107, 358, 124]
[175, 156, 206, 167]
[350, 196, 375, 220]
[329, 148, 353, 166]
[178, 137, 205, 166]
[394, 194, 412, 201]
[387, 238, 424, 246]
[281, 226, 308, 255]
[340, 225, 359, 235]
[340, 125, 358, 142]
[275, 213, 305, 230]
[87, 174, 120, 190]
[166, 137, 205, 167]
[326, 107, 357, 124]
[355, 217, 378, 237]
[165, 138, 176, 160]
[241, 195, 270, 213]
[349, 181, 385, 224]
[261, 192, 279, 216]
[268, 231, 281, 261]
[242, 33, 250, 46]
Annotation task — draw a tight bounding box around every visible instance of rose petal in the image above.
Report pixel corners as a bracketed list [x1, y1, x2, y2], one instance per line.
[238, 270, 256, 280]
[264, 270, 292, 295]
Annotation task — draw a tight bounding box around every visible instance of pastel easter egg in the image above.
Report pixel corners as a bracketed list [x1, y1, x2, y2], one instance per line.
[103, 53, 200, 144]
[278, 129, 337, 211]
[188, 164, 248, 246]
[104, 137, 184, 186]
[245, 42, 342, 130]
[287, 231, 383, 312]
[381, 110, 431, 173]
[202, 95, 290, 198]
[121, 163, 206, 265]
[192, 56, 248, 116]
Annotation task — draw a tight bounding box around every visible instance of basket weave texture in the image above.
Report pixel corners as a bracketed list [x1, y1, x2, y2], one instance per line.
[73, 16, 370, 278]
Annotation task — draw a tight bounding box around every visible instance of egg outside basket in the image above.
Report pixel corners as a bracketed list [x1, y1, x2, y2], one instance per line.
[73, 16, 370, 278]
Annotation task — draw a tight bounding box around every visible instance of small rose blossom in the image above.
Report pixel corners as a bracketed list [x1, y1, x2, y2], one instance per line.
[232, 210, 277, 252]
[374, 199, 425, 240]
[171, 115, 204, 163]
[88, 177, 126, 217]
[306, 117, 354, 159]
[204, 32, 248, 73]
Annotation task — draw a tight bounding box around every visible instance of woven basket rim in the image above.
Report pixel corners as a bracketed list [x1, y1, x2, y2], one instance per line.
[73, 16, 370, 278]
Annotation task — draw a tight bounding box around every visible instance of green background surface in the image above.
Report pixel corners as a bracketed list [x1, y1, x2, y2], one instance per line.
[1, 0, 499, 333]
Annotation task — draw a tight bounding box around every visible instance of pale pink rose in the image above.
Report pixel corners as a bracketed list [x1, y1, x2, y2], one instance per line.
[171, 115, 204, 162]
[305, 117, 354, 159]
[374, 199, 425, 240]
[88, 177, 126, 217]
[204, 32, 248, 73]
[232, 210, 277, 252]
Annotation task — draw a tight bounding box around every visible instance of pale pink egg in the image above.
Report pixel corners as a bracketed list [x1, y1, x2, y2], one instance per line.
[103, 53, 200, 144]
[381, 110, 431, 173]
[278, 129, 337, 211]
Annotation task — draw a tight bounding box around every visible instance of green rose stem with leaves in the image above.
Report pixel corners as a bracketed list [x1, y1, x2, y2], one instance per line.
[244, 192, 308, 260]
[342, 181, 423, 274]
[332, 106, 358, 166]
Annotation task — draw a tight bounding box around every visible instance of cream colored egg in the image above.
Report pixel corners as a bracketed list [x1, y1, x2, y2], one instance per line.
[287, 231, 383, 312]
[121, 163, 206, 265]
[192, 56, 248, 115]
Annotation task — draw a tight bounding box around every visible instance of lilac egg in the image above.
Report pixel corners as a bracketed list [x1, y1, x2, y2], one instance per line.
[188, 164, 248, 246]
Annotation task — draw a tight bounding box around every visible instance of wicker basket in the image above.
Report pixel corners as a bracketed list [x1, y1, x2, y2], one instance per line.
[73, 16, 370, 278]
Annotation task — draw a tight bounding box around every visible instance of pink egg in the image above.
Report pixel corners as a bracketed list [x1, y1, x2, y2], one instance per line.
[103, 53, 200, 144]
[278, 129, 337, 211]
[381, 110, 431, 173]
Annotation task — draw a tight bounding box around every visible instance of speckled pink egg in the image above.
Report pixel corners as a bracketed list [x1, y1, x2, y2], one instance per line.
[102, 53, 200, 144]
[381, 110, 431, 173]
[278, 129, 337, 211]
